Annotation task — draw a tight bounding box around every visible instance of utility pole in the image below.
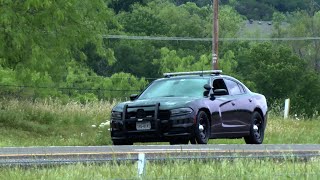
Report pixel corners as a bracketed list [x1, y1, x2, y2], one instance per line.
[212, 0, 219, 70]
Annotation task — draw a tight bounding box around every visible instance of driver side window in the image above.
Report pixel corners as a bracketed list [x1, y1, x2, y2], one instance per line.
[212, 79, 229, 95]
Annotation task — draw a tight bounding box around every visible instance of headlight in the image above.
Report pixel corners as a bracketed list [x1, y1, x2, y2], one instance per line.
[111, 111, 122, 120]
[170, 108, 193, 116]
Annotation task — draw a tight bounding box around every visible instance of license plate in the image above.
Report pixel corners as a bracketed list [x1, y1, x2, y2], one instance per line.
[136, 121, 151, 130]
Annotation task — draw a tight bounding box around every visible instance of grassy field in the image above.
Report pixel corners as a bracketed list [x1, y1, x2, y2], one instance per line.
[1, 158, 320, 179]
[0, 99, 115, 146]
[0, 98, 320, 147]
[1, 99, 320, 179]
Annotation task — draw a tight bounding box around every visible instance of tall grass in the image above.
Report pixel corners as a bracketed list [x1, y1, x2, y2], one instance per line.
[0, 98, 116, 146]
[1, 158, 320, 179]
[0, 98, 319, 146]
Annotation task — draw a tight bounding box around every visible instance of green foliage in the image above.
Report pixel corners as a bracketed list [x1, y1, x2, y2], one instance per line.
[272, 12, 287, 37]
[235, 0, 275, 20]
[0, 0, 115, 88]
[109, 40, 160, 77]
[237, 43, 306, 99]
[2, 159, 320, 179]
[219, 50, 238, 75]
[1, 0, 319, 118]
[0, 67, 18, 86]
[235, 42, 320, 116]
[284, 10, 320, 71]
[0, 99, 116, 146]
[155, 47, 238, 76]
[107, 72, 148, 98]
[108, 0, 152, 13]
[117, 2, 167, 36]
[218, 6, 245, 38]
[291, 72, 320, 116]
[1, 99, 320, 147]
[112, 1, 244, 78]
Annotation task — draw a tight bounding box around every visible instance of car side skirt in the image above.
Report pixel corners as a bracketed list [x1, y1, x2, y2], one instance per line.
[211, 131, 249, 139]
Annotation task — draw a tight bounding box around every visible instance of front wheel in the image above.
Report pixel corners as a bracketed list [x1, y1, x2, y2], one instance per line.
[244, 111, 265, 144]
[194, 111, 210, 144]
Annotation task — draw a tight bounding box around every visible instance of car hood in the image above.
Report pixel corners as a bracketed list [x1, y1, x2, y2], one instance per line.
[112, 97, 199, 111]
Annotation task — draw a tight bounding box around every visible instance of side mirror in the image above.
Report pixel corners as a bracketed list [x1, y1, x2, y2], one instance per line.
[130, 94, 138, 101]
[203, 84, 212, 91]
[213, 89, 228, 96]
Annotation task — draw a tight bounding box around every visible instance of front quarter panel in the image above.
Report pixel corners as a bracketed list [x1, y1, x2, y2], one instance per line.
[251, 93, 268, 117]
[188, 97, 224, 134]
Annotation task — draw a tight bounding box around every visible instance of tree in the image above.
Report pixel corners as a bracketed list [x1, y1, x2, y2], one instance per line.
[272, 12, 287, 38]
[235, 42, 320, 116]
[284, 11, 320, 72]
[112, 1, 244, 78]
[108, 0, 152, 13]
[235, 0, 275, 20]
[154, 47, 238, 76]
[0, 0, 115, 85]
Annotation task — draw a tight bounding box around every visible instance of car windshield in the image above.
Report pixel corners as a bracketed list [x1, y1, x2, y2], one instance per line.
[138, 77, 209, 99]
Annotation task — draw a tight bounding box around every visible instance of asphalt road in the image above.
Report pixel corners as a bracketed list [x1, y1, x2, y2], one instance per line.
[0, 144, 319, 166]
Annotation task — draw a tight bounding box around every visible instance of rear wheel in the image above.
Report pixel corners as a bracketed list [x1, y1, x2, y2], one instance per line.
[113, 140, 133, 145]
[244, 111, 265, 144]
[194, 111, 210, 144]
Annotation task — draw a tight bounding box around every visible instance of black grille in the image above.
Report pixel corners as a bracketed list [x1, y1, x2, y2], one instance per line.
[159, 110, 171, 120]
[127, 110, 170, 120]
[123, 106, 171, 131]
[127, 110, 155, 119]
[136, 109, 146, 118]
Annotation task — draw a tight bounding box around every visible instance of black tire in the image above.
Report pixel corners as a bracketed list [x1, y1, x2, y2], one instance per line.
[190, 138, 197, 144]
[169, 138, 189, 145]
[244, 111, 265, 144]
[194, 111, 210, 144]
[113, 140, 133, 145]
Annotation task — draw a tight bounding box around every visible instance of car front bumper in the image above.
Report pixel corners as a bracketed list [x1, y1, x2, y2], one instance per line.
[111, 116, 195, 142]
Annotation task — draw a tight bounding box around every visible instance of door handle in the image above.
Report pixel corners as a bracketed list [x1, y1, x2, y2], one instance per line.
[249, 99, 252, 102]
[231, 102, 235, 106]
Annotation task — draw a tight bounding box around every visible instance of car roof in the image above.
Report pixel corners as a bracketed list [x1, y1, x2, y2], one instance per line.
[156, 74, 251, 93]
[156, 74, 214, 81]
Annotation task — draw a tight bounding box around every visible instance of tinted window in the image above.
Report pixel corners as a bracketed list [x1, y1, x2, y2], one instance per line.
[212, 79, 228, 90]
[138, 78, 209, 99]
[224, 79, 242, 95]
[238, 83, 246, 94]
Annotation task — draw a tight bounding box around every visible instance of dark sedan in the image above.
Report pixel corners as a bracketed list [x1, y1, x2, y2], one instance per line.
[110, 70, 268, 145]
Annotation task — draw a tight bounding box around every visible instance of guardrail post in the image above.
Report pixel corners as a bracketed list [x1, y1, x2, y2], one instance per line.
[284, 98, 290, 119]
[137, 153, 146, 178]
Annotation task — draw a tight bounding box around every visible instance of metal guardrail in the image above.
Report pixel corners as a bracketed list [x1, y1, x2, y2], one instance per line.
[0, 144, 320, 177]
[1, 152, 320, 176]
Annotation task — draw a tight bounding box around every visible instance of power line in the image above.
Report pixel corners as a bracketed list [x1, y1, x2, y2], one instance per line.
[0, 84, 140, 92]
[59, 76, 158, 80]
[104, 35, 320, 41]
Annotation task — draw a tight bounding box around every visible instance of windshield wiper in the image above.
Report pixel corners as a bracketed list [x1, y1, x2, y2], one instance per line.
[159, 95, 176, 97]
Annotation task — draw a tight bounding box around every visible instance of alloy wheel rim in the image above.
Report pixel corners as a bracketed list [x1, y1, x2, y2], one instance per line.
[199, 115, 208, 140]
[253, 118, 261, 140]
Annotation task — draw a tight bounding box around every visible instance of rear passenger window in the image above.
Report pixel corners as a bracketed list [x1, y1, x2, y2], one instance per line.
[238, 84, 246, 94]
[224, 79, 242, 95]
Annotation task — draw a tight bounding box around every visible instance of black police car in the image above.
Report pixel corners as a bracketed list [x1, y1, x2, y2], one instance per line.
[110, 70, 268, 145]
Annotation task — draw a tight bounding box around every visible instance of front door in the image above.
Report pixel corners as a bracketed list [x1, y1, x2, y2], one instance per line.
[222, 79, 248, 132]
[209, 78, 237, 136]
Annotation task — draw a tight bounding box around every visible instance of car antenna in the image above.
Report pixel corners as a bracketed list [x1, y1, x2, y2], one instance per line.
[201, 58, 204, 76]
